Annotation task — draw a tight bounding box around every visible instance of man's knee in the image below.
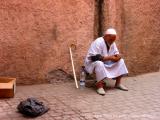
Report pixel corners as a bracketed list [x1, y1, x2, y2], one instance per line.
[95, 61, 105, 68]
[119, 59, 125, 64]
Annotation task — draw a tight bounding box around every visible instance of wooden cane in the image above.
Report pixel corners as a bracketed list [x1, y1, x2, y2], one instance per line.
[69, 44, 79, 88]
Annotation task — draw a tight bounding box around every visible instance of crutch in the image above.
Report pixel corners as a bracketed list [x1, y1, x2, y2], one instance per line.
[69, 44, 79, 88]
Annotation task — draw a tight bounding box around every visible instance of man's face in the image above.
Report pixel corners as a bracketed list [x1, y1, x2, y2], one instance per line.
[104, 34, 116, 45]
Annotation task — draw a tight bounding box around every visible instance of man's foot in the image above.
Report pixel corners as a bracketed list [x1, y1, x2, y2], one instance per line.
[95, 80, 105, 95]
[115, 84, 128, 91]
[97, 88, 105, 95]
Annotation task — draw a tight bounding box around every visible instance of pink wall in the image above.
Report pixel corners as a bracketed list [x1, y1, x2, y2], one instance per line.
[0, 0, 159, 84]
[0, 0, 95, 84]
[122, 0, 160, 74]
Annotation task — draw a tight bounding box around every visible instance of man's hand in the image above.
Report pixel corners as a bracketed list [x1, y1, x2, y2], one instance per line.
[97, 54, 122, 62]
[110, 54, 121, 62]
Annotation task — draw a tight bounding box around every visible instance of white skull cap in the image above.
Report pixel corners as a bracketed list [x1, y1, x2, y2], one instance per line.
[104, 28, 117, 35]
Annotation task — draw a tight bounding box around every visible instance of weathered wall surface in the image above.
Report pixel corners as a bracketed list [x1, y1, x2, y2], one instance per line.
[0, 0, 95, 84]
[121, 0, 160, 75]
[102, 0, 160, 75]
[0, 0, 160, 84]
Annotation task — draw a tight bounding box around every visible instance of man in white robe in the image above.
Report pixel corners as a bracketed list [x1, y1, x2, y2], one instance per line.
[84, 28, 128, 95]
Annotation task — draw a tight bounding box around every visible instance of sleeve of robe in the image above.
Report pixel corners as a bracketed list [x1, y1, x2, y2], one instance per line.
[88, 40, 102, 56]
[85, 39, 102, 64]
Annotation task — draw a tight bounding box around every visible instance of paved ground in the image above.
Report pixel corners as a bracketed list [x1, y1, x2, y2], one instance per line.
[0, 72, 160, 120]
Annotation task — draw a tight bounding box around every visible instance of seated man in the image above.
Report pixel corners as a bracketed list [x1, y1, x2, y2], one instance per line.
[84, 28, 128, 95]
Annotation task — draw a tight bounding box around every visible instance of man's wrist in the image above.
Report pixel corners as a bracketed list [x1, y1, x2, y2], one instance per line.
[103, 56, 111, 61]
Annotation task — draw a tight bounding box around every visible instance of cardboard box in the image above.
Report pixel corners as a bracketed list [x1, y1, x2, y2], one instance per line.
[0, 77, 16, 98]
